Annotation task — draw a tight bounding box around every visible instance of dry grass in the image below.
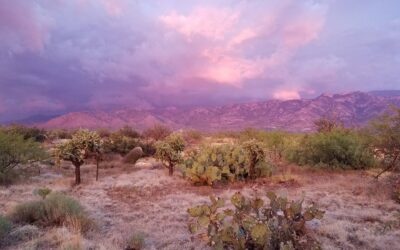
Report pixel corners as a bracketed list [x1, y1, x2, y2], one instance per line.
[1, 158, 400, 249]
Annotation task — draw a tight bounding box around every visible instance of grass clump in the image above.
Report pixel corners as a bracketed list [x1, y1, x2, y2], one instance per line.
[10, 193, 92, 233]
[125, 232, 145, 250]
[0, 215, 12, 241]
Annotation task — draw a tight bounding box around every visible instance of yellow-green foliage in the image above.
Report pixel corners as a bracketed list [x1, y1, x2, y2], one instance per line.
[188, 192, 324, 249]
[369, 106, 400, 176]
[183, 141, 273, 186]
[287, 128, 376, 170]
[0, 215, 12, 241]
[126, 232, 145, 250]
[33, 187, 52, 200]
[10, 193, 92, 233]
[155, 133, 185, 175]
[0, 131, 46, 185]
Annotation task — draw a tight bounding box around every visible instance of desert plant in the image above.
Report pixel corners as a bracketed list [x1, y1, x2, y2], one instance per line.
[188, 192, 324, 250]
[55, 129, 103, 184]
[10, 193, 92, 233]
[33, 187, 52, 200]
[118, 126, 141, 138]
[123, 147, 143, 164]
[0, 215, 12, 241]
[125, 232, 145, 250]
[184, 142, 273, 186]
[263, 131, 290, 163]
[143, 124, 172, 141]
[155, 133, 185, 175]
[314, 116, 342, 133]
[183, 129, 203, 144]
[287, 128, 375, 170]
[103, 133, 140, 155]
[4, 124, 47, 142]
[369, 106, 400, 178]
[0, 131, 46, 185]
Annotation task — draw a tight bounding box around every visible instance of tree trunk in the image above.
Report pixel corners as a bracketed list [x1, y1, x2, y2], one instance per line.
[96, 157, 99, 181]
[249, 155, 256, 179]
[74, 163, 81, 185]
[168, 163, 174, 176]
[376, 152, 399, 179]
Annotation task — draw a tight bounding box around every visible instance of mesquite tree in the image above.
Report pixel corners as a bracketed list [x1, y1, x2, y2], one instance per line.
[55, 129, 103, 185]
[370, 106, 400, 178]
[0, 131, 46, 185]
[155, 133, 185, 176]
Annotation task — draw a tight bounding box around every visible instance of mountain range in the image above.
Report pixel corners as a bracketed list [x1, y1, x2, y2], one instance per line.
[30, 91, 400, 132]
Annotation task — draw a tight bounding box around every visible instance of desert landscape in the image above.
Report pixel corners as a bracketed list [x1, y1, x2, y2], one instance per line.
[1, 1, 400, 249]
[1, 122, 400, 250]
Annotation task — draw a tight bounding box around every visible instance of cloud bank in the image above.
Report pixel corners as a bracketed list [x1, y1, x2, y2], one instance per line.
[0, 0, 399, 121]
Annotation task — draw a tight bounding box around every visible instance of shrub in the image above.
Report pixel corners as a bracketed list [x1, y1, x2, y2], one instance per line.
[143, 124, 172, 141]
[47, 129, 73, 140]
[139, 141, 156, 157]
[103, 133, 140, 156]
[183, 130, 203, 144]
[188, 192, 324, 250]
[155, 133, 185, 175]
[123, 147, 143, 164]
[4, 124, 47, 142]
[263, 131, 290, 162]
[0, 131, 47, 185]
[287, 129, 376, 170]
[0, 215, 12, 241]
[183, 142, 273, 186]
[369, 106, 400, 177]
[125, 232, 145, 250]
[117, 126, 141, 138]
[10, 193, 92, 233]
[33, 187, 52, 200]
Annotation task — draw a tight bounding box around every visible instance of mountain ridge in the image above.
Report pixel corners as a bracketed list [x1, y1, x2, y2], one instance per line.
[33, 91, 400, 132]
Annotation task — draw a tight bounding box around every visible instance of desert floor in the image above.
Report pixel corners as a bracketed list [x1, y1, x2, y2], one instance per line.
[1, 158, 400, 250]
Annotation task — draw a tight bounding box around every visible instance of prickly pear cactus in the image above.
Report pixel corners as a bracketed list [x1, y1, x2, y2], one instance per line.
[183, 142, 274, 186]
[187, 192, 325, 250]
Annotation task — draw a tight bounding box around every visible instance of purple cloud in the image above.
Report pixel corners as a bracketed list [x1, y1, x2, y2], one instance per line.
[0, 0, 399, 121]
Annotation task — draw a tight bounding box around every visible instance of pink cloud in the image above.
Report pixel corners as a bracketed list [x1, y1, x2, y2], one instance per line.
[273, 90, 301, 100]
[0, 1, 49, 52]
[159, 2, 327, 87]
[160, 7, 240, 41]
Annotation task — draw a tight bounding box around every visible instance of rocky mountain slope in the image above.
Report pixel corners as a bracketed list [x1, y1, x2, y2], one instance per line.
[37, 91, 400, 132]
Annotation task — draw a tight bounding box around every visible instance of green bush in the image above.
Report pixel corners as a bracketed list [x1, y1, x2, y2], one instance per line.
[0, 215, 12, 241]
[126, 232, 145, 250]
[287, 129, 376, 170]
[183, 141, 273, 186]
[0, 131, 47, 185]
[143, 124, 172, 141]
[4, 124, 47, 142]
[10, 193, 92, 233]
[188, 192, 324, 249]
[103, 133, 140, 155]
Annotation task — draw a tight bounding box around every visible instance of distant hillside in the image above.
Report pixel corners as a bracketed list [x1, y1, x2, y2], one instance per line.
[37, 91, 400, 132]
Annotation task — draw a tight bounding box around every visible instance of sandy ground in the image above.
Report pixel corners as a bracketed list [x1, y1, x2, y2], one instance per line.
[1, 159, 400, 250]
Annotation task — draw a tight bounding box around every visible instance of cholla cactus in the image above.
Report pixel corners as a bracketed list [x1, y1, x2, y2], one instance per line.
[55, 129, 103, 184]
[188, 192, 324, 249]
[155, 133, 185, 176]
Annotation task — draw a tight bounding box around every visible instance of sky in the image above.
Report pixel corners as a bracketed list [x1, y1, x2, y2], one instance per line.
[0, 0, 399, 121]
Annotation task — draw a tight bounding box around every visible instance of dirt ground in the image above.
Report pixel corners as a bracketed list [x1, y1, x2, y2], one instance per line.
[1, 158, 400, 250]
